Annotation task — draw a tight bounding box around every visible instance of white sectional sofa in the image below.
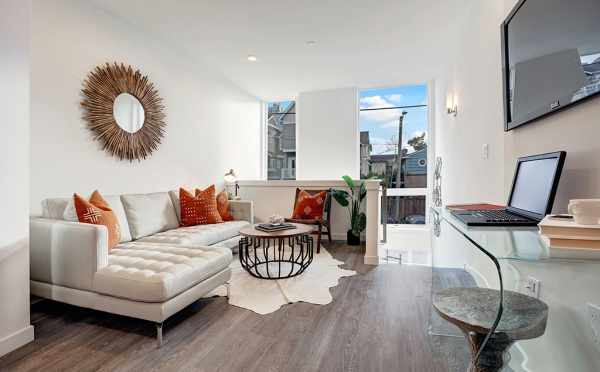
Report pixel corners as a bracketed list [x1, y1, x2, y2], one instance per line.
[29, 191, 253, 346]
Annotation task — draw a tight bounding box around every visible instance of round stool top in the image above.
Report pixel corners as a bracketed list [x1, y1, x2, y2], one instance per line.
[433, 287, 548, 340]
[239, 223, 313, 238]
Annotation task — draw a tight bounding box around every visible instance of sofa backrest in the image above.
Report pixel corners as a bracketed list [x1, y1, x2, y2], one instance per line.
[41, 195, 133, 243]
[120, 192, 179, 240]
[168, 189, 182, 224]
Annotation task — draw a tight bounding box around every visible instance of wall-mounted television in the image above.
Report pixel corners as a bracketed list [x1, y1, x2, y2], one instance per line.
[502, 0, 600, 131]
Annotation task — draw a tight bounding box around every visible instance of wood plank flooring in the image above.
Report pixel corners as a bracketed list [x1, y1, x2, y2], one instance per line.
[0, 243, 462, 372]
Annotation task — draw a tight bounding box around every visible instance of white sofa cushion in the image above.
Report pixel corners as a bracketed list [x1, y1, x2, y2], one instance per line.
[93, 242, 232, 302]
[41, 196, 132, 243]
[168, 189, 182, 224]
[41, 198, 70, 219]
[138, 220, 249, 246]
[121, 192, 179, 240]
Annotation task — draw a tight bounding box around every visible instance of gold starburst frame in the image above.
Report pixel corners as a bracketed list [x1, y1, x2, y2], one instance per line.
[81, 62, 166, 161]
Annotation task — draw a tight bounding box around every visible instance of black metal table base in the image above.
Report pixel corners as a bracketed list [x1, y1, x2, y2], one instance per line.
[239, 235, 314, 279]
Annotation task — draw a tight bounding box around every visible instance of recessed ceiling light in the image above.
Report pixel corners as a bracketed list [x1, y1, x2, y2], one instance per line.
[247, 55, 258, 62]
[306, 40, 316, 46]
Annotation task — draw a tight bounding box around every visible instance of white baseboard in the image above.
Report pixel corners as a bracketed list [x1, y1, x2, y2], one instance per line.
[0, 325, 34, 357]
[363, 255, 380, 265]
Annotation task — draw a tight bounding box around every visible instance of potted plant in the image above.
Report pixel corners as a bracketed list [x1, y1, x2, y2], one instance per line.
[332, 176, 367, 246]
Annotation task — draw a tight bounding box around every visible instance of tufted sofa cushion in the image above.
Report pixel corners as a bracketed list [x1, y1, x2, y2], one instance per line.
[138, 220, 249, 247]
[93, 242, 232, 302]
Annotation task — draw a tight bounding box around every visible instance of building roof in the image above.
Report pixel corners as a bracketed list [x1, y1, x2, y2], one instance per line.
[405, 147, 427, 159]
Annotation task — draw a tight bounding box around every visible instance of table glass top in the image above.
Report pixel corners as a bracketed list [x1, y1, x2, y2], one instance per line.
[432, 207, 599, 263]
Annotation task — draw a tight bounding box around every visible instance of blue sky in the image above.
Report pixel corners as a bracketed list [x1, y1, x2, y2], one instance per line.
[360, 85, 428, 155]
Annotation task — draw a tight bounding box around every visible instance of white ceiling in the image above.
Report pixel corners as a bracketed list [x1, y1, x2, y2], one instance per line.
[92, 0, 467, 101]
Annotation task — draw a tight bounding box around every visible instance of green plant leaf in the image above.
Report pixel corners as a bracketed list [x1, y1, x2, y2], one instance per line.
[331, 189, 350, 207]
[356, 212, 367, 232]
[342, 175, 355, 189]
[359, 182, 367, 202]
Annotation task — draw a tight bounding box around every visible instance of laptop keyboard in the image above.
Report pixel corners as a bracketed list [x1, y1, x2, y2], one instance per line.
[475, 210, 530, 223]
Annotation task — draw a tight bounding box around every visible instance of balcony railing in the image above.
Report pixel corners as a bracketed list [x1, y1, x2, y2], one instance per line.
[268, 167, 296, 180]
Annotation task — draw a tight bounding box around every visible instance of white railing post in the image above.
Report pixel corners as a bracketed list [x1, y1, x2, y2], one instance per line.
[364, 179, 381, 265]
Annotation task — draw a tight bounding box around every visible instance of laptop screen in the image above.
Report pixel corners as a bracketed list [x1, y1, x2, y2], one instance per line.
[507, 154, 563, 218]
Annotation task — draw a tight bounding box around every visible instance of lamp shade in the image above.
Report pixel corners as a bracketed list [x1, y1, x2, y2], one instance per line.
[224, 169, 237, 183]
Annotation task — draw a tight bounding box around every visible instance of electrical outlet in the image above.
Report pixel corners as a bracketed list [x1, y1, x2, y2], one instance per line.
[524, 276, 541, 298]
[482, 144, 489, 160]
[589, 303, 600, 348]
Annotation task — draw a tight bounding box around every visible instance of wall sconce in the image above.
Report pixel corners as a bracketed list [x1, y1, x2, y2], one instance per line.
[446, 93, 458, 117]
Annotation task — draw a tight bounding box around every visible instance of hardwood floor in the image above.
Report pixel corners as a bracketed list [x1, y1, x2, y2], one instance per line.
[0, 243, 459, 372]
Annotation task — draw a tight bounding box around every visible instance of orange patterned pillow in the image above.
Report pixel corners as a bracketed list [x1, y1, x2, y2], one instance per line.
[292, 190, 327, 220]
[74, 190, 121, 250]
[180, 186, 222, 227]
[216, 190, 234, 221]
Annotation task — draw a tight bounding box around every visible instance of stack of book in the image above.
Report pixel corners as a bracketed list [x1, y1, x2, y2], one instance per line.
[538, 216, 600, 257]
[255, 223, 296, 233]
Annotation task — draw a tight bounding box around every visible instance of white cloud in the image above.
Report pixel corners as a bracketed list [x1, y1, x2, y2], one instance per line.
[385, 94, 403, 104]
[359, 95, 393, 109]
[359, 95, 409, 125]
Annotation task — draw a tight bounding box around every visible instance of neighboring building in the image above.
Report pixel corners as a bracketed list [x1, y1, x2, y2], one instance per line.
[575, 56, 600, 99]
[267, 102, 296, 180]
[403, 148, 427, 188]
[367, 147, 426, 188]
[359, 131, 372, 178]
[368, 147, 428, 224]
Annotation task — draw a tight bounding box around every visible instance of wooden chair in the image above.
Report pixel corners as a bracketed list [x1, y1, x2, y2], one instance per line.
[285, 188, 332, 253]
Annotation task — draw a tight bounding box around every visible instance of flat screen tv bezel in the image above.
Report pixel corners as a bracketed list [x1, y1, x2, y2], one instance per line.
[501, 0, 600, 131]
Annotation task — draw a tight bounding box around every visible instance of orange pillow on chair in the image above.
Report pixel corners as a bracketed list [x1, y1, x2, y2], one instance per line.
[292, 190, 327, 220]
[216, 190, 234, 221]
[179, 186, 223, 227]
[74, 190, 121, 250]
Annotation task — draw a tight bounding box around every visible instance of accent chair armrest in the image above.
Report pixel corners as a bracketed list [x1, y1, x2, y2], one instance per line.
[229, 200, 254, 224]
[30, 217, 109, 291]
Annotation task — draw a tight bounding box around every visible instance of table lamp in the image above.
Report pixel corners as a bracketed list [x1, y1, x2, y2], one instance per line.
[224, 169, 240, 200]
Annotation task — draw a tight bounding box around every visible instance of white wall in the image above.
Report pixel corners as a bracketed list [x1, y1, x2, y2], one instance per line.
[433, 1, 600, 370]
[436, 0, 600, 211]
[30, 0, 262, 213]
[296, 87, 359, 180]
[502, 0, 600, 213]
[433, 0, 507, 206]
[0, 0, 34, 356]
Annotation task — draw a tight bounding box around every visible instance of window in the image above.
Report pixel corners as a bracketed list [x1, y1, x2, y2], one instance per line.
[267, 101, 296, 180]
[359, 85, 428, 224]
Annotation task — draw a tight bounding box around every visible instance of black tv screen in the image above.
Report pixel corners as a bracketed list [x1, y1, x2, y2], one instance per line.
[502, 0, 600, 131]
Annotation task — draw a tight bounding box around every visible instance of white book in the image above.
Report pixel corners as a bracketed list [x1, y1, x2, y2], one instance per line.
[538, 215, 600, 240]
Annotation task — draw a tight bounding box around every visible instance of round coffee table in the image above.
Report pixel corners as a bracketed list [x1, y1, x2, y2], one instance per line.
[238, 223, 314, 279]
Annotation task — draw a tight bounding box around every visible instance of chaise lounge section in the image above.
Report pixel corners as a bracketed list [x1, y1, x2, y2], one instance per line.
[29, 191, 253, 345]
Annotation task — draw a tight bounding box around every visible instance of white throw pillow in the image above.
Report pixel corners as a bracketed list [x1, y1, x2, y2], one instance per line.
[121, 192, 179, 240]
[63, 199, 79, 222]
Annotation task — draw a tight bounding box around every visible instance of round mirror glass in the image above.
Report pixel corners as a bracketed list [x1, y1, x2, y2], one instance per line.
[113, 93, 145, 133]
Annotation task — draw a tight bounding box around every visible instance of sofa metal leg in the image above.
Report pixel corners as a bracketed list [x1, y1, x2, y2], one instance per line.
[156, 322, 163, 348]
[224, 282, 231, 298]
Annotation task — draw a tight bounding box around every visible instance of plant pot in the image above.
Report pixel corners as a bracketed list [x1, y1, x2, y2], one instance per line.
[347, 230, 361, 246]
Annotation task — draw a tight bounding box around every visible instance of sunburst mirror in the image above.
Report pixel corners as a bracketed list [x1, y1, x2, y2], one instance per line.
[81, 62, 166, 161]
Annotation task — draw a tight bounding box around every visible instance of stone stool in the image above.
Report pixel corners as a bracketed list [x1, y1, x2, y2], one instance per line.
[433, 287, 548, 372]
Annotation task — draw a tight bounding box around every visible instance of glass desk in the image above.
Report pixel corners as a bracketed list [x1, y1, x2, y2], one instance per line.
[429, 207, 600, 372]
